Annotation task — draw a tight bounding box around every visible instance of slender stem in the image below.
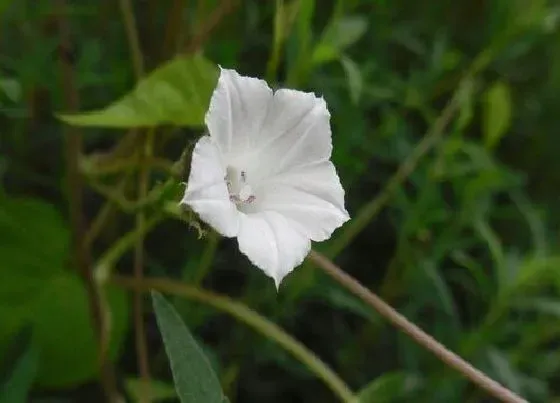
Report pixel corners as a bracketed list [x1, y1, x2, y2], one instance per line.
[95, 213, 164, 283]
[55, 1, 118, 401]
[266, 0, 284, 82]
[308, 250, 528, 403]
[193, 231, 220, 284]
[85, 174, 132, 248]
[84, 128, 141, 248]
[94, 202, 200, 283]
[133, 130, 154, 398]
[119, 0, 151, 395]
[111, 275, 356, 403]
[119, 0, 145, 77]
[185, 0, 237, 54]
[162, 0, 187, 58]
[82, 156, 174, 177]
[134, 167, 152, 403]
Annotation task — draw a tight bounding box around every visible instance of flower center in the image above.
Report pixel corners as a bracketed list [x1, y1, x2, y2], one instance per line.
[225, 166, 256, 205]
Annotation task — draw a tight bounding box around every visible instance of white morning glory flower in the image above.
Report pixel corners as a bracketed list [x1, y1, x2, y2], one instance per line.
[181, 68, 350, 287]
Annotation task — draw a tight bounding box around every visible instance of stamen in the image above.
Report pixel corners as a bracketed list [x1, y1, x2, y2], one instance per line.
[225, 167, 256, 207]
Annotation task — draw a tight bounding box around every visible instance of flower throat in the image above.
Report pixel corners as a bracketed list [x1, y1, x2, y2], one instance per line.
[225, 166, 256, 206]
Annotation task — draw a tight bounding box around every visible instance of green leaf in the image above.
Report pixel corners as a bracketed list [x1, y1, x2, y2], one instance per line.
[151, 291, 225, 403]
[510, 256, 560, 296]
[486, 348, 522, 395]
[0, 196, 68, 300]
[0, 78, 21, 103]
[313, 16, 368, 65]
[340, 56, 363, 104]
[513, 297, 560, 318]
[58, 55, 218, 128]
[33, 275, 128, 387]
[0, 195, 129, 388]
[0, 0, 16, 16]
[285, 0, 315, 85]
[0, 327, 38, 403]
[357, 371, 422, 402]
[482, 81, 512, 149]
[455, 79, 474, 131]
[125, 378, 177, 402]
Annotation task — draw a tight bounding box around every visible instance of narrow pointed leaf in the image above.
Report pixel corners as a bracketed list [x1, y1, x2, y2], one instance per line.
[340, 56, 363, 104]
[58, 55, 218, 128]
[313, 16, 368, 64]
[151, 291, 225, 403]
[357, 371, 422, 402]
[125, 378, 177, 402]
[482, 80, 512, 149]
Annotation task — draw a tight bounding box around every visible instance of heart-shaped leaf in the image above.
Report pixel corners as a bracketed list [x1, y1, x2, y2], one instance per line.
[58, 55, 218, 128]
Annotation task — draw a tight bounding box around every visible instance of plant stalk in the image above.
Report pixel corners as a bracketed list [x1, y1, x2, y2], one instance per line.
[308, 250, 528, 403]
[56, 1, 118, 401]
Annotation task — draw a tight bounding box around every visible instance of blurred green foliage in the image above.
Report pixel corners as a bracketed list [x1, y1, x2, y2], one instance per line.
[1, 0, 560, 402]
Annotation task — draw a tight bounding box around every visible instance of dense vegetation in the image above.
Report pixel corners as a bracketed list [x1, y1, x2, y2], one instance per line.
[1, 0, 560, 402]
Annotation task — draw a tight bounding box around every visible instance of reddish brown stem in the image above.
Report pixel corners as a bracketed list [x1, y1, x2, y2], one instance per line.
[185, 0, 237, 54]
[308, 250, 528, 403]
[55, 1, 118, 401]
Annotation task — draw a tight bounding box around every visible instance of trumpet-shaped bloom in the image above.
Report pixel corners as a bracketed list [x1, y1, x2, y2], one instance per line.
[181, 68, 349, 287]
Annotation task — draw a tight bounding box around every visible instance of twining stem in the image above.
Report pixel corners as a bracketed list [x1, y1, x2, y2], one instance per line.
[55, 1, 118, 401]
[95, 214, 164, 282]
[162, 0, 187, 58]
[119, 0, 145, 77]
[111, 275, 356, 403]
[193, 231, 220, 284]
[82, 156, 174, 177]
[185, 0, 238, 53]
[119, 0, 151, 396]
[189, 0, 237, 53]
[308, 250, 528, 403]
[132, 126, 155, 397]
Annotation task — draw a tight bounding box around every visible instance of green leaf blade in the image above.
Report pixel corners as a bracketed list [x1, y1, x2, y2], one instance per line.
[58, 55, 218, 128]
[482, 80, 513, 149]
[0, 195, 129, 388]
[357, 371, 422, 403]
[313, 16, 368, 65]
[151, 291, 225, 403]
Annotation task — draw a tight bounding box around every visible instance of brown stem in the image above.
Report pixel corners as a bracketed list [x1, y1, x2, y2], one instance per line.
[118, 0, 151, 397]
[133, 158, 152, 403]
[162, 0, 187, 58]
[185, 0, 237, 54]
[55, 1, 118, 401]
[308, 250, 528, 403]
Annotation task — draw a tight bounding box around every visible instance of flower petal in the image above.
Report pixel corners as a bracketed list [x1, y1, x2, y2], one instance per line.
[237, 211, 311, 288]
[267, 161, 347, 212]
[181, 135, 239, 237]
[205, 68, 272, 157]
[254, 180, 349, 242]
[243, 89, 333, 182]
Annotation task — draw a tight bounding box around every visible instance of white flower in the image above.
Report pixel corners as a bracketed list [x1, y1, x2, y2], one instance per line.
[181, 68, 350, 288]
